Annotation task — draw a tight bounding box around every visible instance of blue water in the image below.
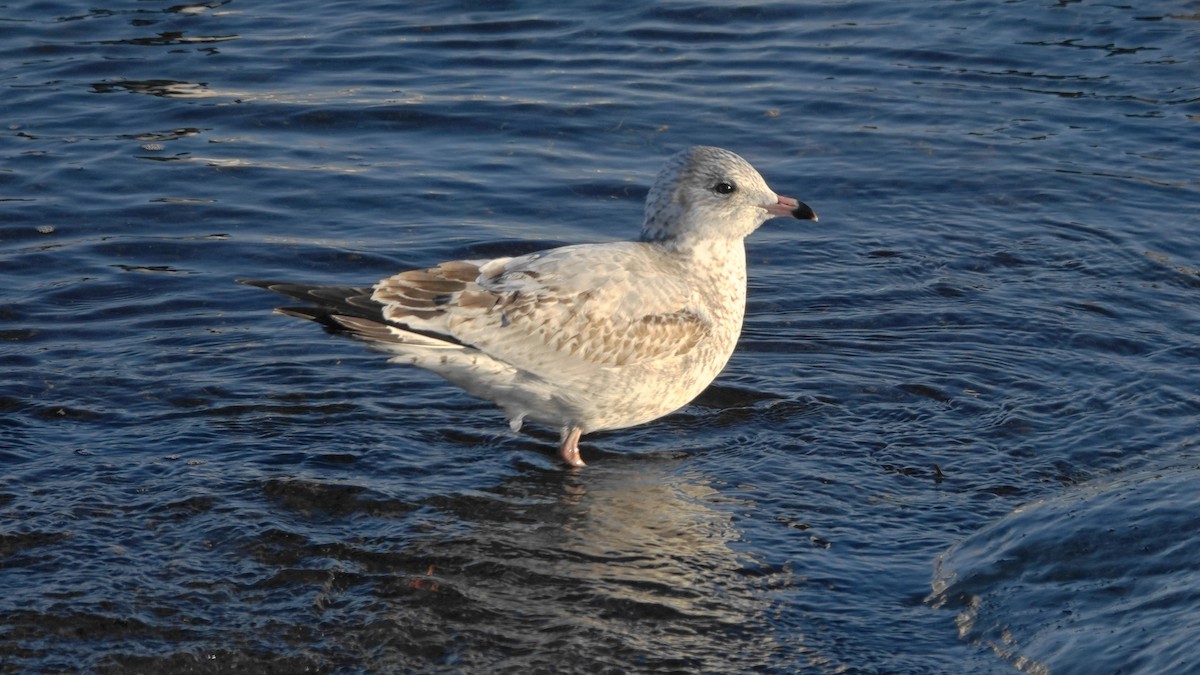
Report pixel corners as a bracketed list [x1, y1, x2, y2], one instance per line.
[2, 1, 1199, 672]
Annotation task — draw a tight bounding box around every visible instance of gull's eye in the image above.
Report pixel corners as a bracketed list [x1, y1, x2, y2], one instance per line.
[713, 181, 736, 195]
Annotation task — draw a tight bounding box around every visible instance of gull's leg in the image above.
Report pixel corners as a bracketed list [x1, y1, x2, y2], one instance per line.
[559, 427, 585, 468]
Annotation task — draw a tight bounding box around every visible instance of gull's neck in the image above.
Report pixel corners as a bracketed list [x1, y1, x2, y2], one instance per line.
[644, 232, 745, 262]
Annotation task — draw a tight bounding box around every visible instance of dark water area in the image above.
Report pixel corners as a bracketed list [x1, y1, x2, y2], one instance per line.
[2, 1, 1199, 672]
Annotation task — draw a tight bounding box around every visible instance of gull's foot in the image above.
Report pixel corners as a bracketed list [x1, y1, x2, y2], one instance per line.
[559, 427, 585, 468]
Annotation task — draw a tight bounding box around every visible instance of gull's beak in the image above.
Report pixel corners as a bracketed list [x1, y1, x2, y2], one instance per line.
[765, 194, 818, 221]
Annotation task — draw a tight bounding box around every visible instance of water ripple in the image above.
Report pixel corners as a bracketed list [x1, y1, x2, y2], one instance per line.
[1, 0, 1198, 671]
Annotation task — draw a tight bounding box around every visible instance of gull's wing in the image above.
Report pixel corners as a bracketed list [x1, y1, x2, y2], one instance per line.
[371, 241, 712, 376]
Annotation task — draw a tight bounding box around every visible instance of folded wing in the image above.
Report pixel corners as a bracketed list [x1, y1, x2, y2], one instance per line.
[243, 242, 712, 378]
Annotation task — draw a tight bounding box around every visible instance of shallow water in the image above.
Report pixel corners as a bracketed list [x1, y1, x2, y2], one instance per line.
[2, 1, 1199, 672]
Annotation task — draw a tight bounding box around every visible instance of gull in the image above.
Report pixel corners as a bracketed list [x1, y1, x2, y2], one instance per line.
[239, 146, 817, 467]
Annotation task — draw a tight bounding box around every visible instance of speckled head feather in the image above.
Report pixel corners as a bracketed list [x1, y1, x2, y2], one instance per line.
[641, 146, 791, 245]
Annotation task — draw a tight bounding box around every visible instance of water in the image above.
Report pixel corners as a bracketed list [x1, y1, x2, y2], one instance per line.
[2, 1, 1198, 672]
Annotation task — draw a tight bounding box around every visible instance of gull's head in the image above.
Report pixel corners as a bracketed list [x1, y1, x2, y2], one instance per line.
[640, 146, 816, 245]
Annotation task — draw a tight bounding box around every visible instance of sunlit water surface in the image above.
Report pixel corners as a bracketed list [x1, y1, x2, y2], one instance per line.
[2, 1, 1199, 672]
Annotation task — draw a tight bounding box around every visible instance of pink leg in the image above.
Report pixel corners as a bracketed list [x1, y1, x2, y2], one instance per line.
[559, 427, 585, 468]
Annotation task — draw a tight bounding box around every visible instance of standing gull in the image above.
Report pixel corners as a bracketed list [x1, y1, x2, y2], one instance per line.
[239, 146, 817, 467]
